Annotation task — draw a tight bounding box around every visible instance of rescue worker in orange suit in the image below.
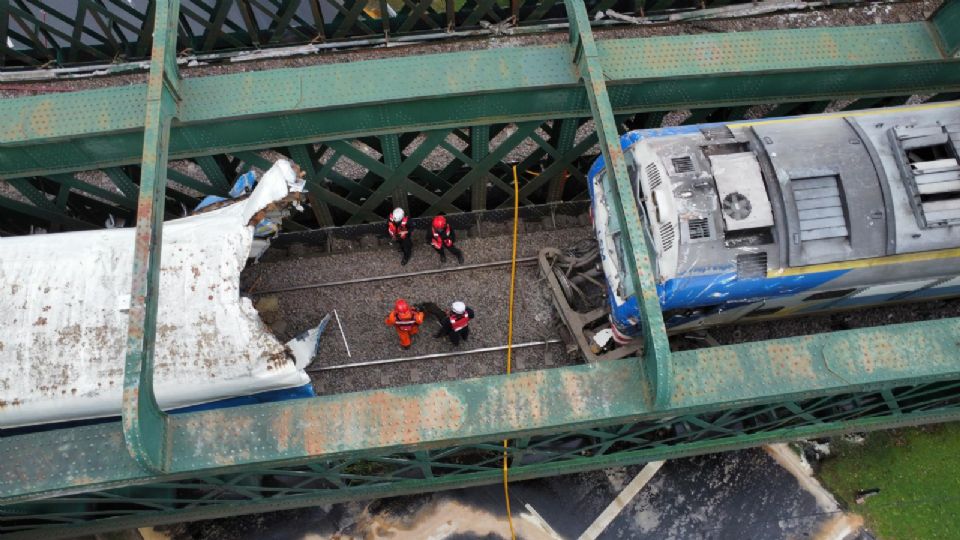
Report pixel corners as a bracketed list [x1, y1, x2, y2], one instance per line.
[388, 207, 412, 266]
[435, 301, 475, 346]
[427, 215, 464, 264]
[385, 298, 425, 349]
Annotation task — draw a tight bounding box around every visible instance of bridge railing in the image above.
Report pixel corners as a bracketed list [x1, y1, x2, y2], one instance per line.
[1, 0, 889, 70]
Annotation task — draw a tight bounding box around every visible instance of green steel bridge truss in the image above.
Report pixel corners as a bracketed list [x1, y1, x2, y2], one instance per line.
[1, 0, 960, 536]
[0, 0, 870, 69]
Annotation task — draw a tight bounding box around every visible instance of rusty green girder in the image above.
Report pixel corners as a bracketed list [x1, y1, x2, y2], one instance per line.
[3, 317, 960, 537]
[1, 1, 960, 537]
[2, 2, 960, 232]
[0, 0, 875, 70]
[5, 21, 960, 182]
[122, 0, 182, 474]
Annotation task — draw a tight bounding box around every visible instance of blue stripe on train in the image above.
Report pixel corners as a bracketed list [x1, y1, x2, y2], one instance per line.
[801, 285, 960, 312]
[168, 383, 316, 414]
[657, 271, 849, 311]
[609, 270, 849, 333]
[903, 285, 960, 301]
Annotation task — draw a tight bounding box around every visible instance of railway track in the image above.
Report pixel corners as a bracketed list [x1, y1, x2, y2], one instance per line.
[245, 222, 595, 396]
[246, 214, 960, 397]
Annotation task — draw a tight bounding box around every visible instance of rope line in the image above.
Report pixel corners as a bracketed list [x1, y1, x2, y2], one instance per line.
[502, 165, 520, 540]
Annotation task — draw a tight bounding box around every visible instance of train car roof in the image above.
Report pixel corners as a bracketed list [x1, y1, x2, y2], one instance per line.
[0, 160, 311, 428]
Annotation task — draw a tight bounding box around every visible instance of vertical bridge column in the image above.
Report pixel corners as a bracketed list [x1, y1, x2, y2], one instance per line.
[932, 0, 960, 57]
[122, 0, 182, 472]
[563, 0, 672, 408]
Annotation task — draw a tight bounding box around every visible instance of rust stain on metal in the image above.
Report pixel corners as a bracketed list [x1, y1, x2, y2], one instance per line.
[497, 370, 549, 428]
[559, 370, 593, 416]
[686, 347, 744, 400]
[199, 411, 256, 466]
[26, 100, 54, 138]
[766, 338, 816, 382]
[818, 34, 841, 60]
[300, 388, 464, 456]
[273, 407, 294, 453]
[856, 333, 912, 373]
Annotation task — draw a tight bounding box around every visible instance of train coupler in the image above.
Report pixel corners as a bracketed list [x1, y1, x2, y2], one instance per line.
[539, 247, 642, 363]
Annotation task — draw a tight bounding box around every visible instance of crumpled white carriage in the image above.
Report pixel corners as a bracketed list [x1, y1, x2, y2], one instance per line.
[0, 160, 315, 428]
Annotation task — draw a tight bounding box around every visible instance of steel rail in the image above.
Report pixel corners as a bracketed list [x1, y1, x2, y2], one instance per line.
[249, 256, 541, 295]
[309, 339, 563, 371]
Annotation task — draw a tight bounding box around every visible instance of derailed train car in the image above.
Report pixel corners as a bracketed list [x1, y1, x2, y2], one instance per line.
[546, 102, 960, 359]
[0, 160, 326, 434]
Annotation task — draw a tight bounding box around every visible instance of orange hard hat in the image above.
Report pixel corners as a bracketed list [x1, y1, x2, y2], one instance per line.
[432, 215, 447, 230]
[394, 299, 410, 313]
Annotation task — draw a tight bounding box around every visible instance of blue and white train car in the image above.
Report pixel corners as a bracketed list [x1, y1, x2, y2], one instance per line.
[588, 102, 960, 340]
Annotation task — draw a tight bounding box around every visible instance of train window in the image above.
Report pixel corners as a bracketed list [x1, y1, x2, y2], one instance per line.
[803, 288, 856, 301]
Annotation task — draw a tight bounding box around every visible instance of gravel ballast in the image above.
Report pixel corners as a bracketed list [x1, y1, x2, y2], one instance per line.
[245, 224, 593, 395]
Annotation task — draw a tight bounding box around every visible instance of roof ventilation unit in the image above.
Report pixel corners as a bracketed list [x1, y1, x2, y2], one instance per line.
[709, 152, 774, 232]
[891, 124, 960, 227]
[791, 175, 850, 241]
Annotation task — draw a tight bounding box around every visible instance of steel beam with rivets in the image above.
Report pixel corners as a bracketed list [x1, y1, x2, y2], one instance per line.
[565, 0, 671, 407]
[2, 20, 960, 180]
[121, 0, 182, 474]
[933, 0, 960, 57]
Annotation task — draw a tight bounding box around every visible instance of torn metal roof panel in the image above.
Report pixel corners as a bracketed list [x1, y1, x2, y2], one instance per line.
[0, 160, 311, 428]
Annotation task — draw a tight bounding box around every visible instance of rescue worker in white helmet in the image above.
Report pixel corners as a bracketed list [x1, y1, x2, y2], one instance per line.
[387, 207, 412, 265]
[434, 301, 474, 346]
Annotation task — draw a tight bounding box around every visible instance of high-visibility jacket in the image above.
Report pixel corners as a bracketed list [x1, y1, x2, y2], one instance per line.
[446, 307, 474, 332]
[389, 216, 409, 240]
[430, 225, 455, 250]
[385, 309, 424, 331]
[449, 312, 470, 332]
[386, 308, 425, 347]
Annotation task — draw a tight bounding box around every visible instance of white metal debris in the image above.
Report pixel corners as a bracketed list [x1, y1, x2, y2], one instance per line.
[0, 160, 312, 428]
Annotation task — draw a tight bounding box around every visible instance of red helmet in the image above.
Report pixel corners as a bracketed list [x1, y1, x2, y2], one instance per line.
[394, 299, 410, 314]
[432, 215, 447, 230]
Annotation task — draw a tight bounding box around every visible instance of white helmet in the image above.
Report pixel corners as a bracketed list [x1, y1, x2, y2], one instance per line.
[451, 301, 466, 315]
[391, 207, 405, 221]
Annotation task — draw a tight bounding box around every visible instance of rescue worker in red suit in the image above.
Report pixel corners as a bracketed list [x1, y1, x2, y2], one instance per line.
[385, 298, 425, 349]
[388, 207, 412, 266]
[427, 215, 464, 264]
[435, 301, 474, 346]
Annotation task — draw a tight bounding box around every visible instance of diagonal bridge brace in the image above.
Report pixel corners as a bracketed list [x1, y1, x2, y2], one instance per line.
[4, 3, 960, 182]
[122, 0, 182, 473]
[563, 0, 672, 408]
